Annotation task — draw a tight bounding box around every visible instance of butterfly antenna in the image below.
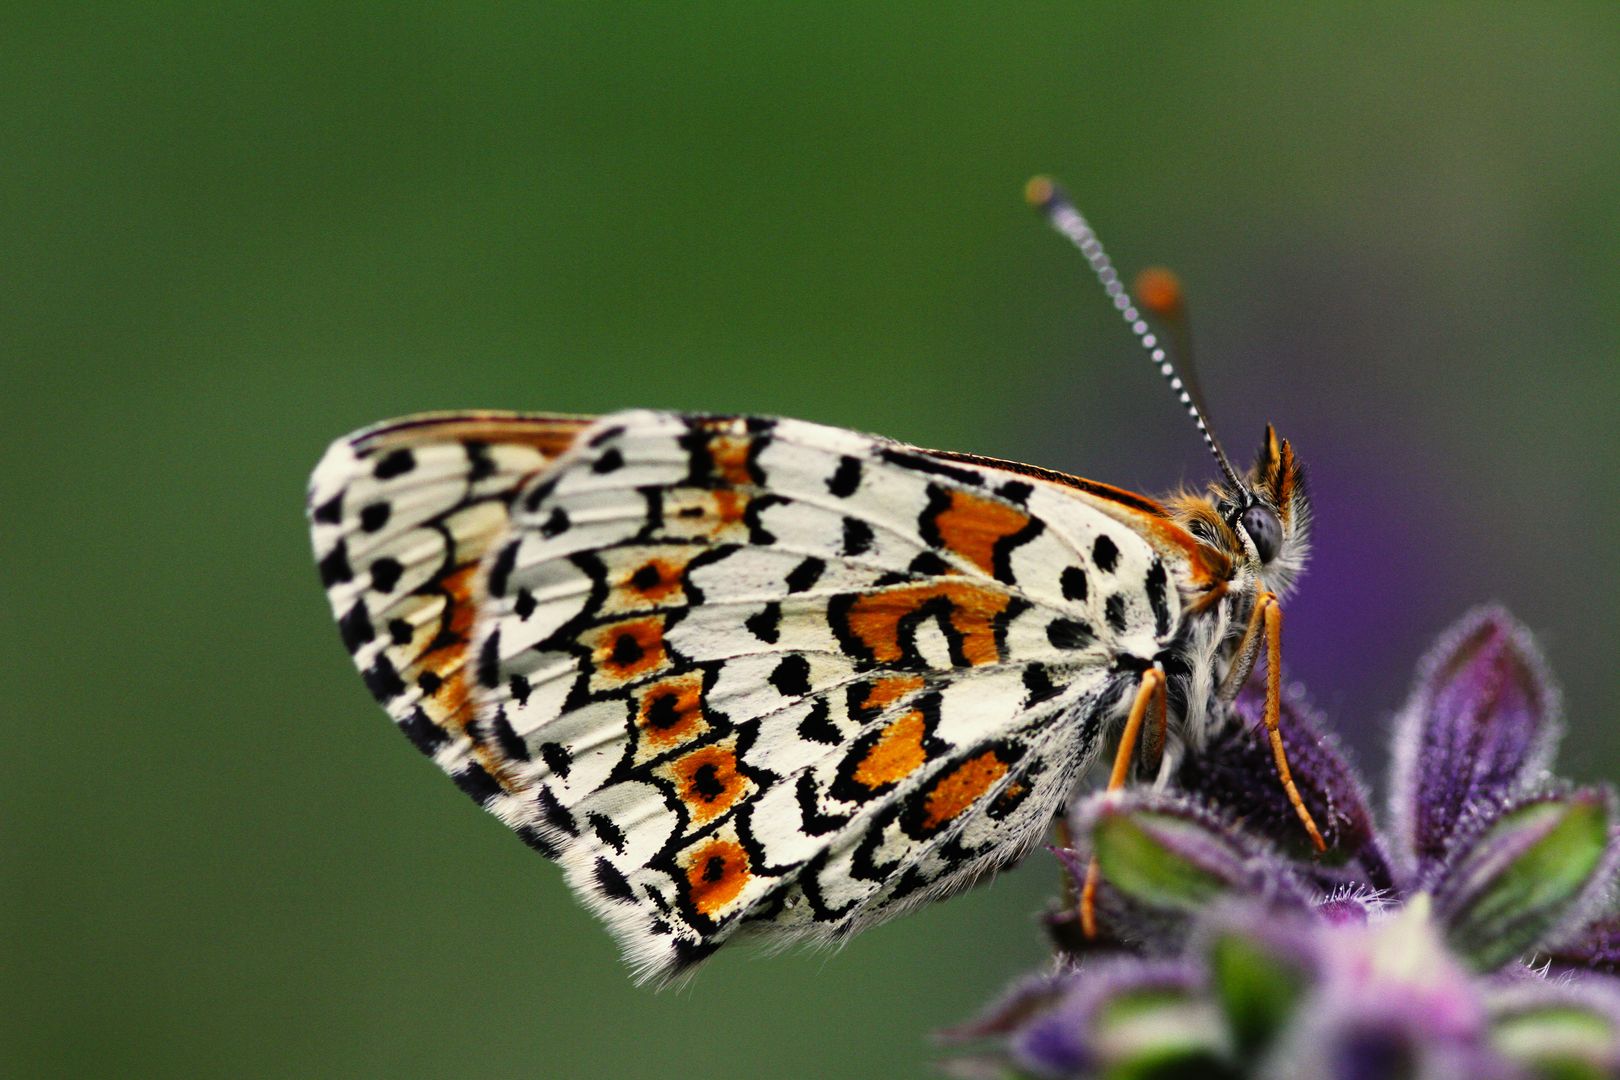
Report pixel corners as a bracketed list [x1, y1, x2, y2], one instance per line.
[1025, 176, 1248, 496]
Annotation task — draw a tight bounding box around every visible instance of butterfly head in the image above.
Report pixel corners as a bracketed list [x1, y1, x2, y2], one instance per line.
[1171, 425, 1311, 599]
[1231, 425, 1311, 596]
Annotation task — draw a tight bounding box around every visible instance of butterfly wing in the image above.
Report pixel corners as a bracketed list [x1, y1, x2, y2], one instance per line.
[309, 409, 1193, 982]
[307, 412, 590, 784]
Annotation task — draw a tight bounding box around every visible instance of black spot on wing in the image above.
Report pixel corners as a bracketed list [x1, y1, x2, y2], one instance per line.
[594, 857, 636, 902]
[909, 551, 949, 577]
[1146, 558, 1172, 638]
[399, 705, 450, 754]
[465, 440, 496, 482]
[318, 541, 354, 587]
[360, 502, 391, 533]
[312, 492, 343, 525]
[797, 699, 841, 744]
[487, 540, 519, 597]
[490, 708, 530, 761]
[513, 588, 537, 620]
[769, 655, 812, 697]
[642, 692, 682, 732]
[611, 632, 644, 666]
[508, 673, 533, 706]
[1046, 618, 1093, 650]
[452, 762, 502, 805]
[827, 455, 862, 497]
[590, 812, 627, 854]
[539, 741, 572, 779]
[1105, 594, 1128, 634]
[540, 507, 570, 537]
[1061, 566, 1088, 603]
[1023, 663, 1060, 706]
[746, 603, 781, 644]
[592, 448, 625, 474]
[917, 484, 951, 549]
[369, 556, 403, 594]
[478, 629, 502, 688]
[996, 479, 1033, 503]
[363, 654, 406, 702]
[1092, 535, 1120, 574]
[841, 516, 875, 557]
[691, 763, 727, 801]
[373, 448, 416, 480]
[785, 557, 825, 593]
[881, 447, 985, 486]
[537, 785, 577, 836]
[338, 602, 375, 653]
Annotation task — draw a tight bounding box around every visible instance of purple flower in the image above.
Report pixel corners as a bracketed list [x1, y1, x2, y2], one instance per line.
[947, 609, 1620, 1079]
[1390, 607, 1560, 878]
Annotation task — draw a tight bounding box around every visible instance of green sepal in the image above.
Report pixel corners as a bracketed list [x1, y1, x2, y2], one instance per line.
[1441, 791, 1609, 971]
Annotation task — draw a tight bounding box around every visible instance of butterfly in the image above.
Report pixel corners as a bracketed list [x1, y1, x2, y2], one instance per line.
[306, 179, 1323, 983]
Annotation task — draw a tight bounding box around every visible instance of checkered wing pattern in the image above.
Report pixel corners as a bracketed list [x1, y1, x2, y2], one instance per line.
[310, 409, 1185, 982]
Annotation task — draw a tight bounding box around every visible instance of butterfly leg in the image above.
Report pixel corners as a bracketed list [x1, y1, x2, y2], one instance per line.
[1221, 591, 1326, 853]
[1081, 666, 1167, 939]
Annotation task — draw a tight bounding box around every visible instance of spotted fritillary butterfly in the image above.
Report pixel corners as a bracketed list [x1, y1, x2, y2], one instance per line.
[307, 180, 1322, 982]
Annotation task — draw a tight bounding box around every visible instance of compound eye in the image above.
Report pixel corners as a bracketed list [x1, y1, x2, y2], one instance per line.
[1241, 504, 1283, 564]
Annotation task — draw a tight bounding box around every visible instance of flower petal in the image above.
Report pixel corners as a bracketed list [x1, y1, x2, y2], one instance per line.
[1180, 679, 1394, 891]
[937, 969, 1080, 1043]
[1435, 788, 1614, 971]
[1007, 959, 1225, 1079]
[1199, 906, 1319, 1059]
[1545, 915, 1620, 978]
[1487, 980, 1620, 1079]
[1389, 607, 1560, 874]
[1073, 790, 1313, 935]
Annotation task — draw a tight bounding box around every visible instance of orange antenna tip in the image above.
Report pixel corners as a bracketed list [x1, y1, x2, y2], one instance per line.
[1133, 267, 1185, 319]
[1024, 175, 1057, 208]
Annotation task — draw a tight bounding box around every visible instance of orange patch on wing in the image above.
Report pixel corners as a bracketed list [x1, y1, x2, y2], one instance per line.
[852, 711, 928, 789]
[439, 563, 482, 642]
[663, 489, 752, 540]
[433, 668, 472, 728]
[709, 435, 754, 488]
[393, 569, 512, 783]
[712, 489, 748, 527]
[636, 674, 707, 748]
[586, 616, 667, 682]
[622, 556, 685, 604]
[669, 744, 748, 822]
[922, 751, 1010, 830]
[932, 490, 1032, 575]
[844, 582, 1010, 667]
[861, 675, 925, 715]
[683, 838, 751, 917]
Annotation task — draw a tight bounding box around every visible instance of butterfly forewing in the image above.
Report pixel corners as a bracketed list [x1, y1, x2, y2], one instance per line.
[307, 412, 590, 785]
[310, 409, 1185, 982]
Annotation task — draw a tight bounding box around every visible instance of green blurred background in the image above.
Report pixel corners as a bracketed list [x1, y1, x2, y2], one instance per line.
[5, 6, 1617, 1077]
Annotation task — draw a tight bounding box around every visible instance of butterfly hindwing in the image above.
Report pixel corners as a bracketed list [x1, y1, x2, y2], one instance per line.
[441, 410, 1182, 980]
